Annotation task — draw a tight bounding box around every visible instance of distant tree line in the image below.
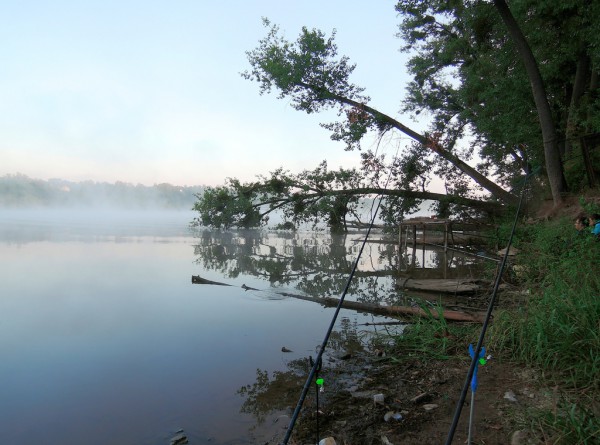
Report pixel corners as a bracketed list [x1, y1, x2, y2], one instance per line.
[0, 174, 205, 209]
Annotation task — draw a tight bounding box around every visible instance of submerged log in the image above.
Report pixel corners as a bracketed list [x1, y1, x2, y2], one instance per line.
[191, 275, 232, 286]
[191, 275, 486, 323]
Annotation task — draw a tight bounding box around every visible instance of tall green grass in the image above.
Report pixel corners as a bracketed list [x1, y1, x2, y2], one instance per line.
[490, 219, 600, 388]
[489, 217, 600, 443]
[386, 301, 478, 361]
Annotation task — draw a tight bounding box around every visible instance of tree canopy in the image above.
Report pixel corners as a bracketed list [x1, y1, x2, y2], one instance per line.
[194, 2, 600, 231]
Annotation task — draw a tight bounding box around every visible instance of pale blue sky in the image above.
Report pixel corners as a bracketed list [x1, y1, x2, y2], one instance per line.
[1, 0, 421, 186]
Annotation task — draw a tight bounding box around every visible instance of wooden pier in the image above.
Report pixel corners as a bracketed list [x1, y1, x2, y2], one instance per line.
[397, 218, 498, 279]
[398, 218, 491, 251]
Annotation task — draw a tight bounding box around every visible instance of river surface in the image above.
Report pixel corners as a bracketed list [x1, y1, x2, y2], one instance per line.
[1, 209, 428, 445]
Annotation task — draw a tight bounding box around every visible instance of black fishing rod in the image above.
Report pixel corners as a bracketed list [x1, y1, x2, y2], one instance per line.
[279, 193, 385, 444]
[444, 171, 531, 445]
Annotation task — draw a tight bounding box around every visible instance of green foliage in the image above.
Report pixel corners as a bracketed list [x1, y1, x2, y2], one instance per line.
[486, 215, 600, 442]
[192, 184, 261, 229]
[242, 18, 368, 115]
[395, 0, 600, 193]
[191, 161, 500, 231]
[489, 218, 600, 389]
[578, 196, 600, 216]
[539, 400, 600, 444]
[234, 2, 600, 230]
[192, 162, 369, 231]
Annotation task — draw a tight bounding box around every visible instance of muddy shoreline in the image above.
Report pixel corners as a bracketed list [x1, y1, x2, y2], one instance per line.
[278, 350, 548, 445]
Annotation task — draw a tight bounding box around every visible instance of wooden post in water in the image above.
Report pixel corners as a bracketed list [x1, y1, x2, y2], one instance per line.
[398, 225, 403, 271]
[444, 222, 449, 253]
[422, 223, 426, 267]
[444, 250, 448, 279]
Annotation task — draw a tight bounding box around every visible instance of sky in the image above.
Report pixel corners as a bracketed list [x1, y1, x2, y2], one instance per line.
[0, 0, 423, 187]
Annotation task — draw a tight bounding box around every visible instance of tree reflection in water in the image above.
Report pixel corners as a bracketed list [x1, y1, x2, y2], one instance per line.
[192, 229, 481, 306]
[237, 358, 308, 425]
[193, 229, 400, 304]
[237, 317, 367, 427]
[193, 229, 484, 437]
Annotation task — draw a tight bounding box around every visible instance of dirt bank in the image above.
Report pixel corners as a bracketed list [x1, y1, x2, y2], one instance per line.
[281, 350, 551, 445]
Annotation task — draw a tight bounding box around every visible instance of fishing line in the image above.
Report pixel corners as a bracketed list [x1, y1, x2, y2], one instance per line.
[280, 143, 401, 445]
[443, 170, 532, 445]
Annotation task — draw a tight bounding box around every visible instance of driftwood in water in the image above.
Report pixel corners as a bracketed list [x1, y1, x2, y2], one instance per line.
[191, 275, 232, 286]
[397, 278, 494, 294]
[191, 275, 486, 323]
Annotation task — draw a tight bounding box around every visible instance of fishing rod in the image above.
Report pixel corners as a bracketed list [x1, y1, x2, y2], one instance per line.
[280, 143, 400, 445]
[443, 170, 532, 445]
[280, 192, 386, 445]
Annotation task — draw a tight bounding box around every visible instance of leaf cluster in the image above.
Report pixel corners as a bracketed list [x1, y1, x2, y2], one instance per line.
[396, 0, 600, 189]
[242, 18, 368, 114]
[192, 162, 366, 231]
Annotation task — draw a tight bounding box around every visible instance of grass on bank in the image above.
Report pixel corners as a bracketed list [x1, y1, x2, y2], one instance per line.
[380, 215, 599, 443]
[489, 216, 600, 443]
[384, 302, 479, 361]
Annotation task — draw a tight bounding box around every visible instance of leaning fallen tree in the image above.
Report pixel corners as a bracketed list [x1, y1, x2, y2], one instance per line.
[191, 165, 504, 231]
[191, 275, 486, 323]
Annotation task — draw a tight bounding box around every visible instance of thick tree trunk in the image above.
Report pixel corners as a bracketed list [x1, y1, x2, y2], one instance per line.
[493, 0, 565, 206]
[293, 187, 503, 215]
[323, 90, 519, 206]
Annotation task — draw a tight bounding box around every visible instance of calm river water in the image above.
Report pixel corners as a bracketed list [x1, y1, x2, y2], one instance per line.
[0, 209, 412, 445]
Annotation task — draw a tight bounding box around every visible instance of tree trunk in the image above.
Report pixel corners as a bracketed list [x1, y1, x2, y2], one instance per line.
[323, 89, 519, 206]
[565, 53, 590, 156]
[493, 0, 565, 206]
[294, 187, 503, 215]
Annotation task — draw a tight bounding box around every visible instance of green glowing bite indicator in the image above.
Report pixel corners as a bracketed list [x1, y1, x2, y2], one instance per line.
[316, 378, 324, 393]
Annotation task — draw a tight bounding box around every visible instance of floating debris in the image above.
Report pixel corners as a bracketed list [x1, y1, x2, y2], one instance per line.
[170, 432, 188, 445]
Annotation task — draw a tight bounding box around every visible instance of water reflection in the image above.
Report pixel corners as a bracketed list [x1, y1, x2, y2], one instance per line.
[238, 358, 308, 425]
[0, 210, 489, 444]
[192, 229, 483, 307]
[193, 230, 398, 304]
[237, 317, 368, 431]
[224, 231, 486, 442]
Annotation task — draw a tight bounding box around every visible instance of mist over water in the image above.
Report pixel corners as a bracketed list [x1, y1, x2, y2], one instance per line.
[0, 207, 390, 445]
[0, 208, 196, 242]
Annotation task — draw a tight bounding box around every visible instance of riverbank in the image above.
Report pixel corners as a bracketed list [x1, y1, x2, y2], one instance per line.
[290, 352, 551, 444]
[278, 204, 600, 445]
